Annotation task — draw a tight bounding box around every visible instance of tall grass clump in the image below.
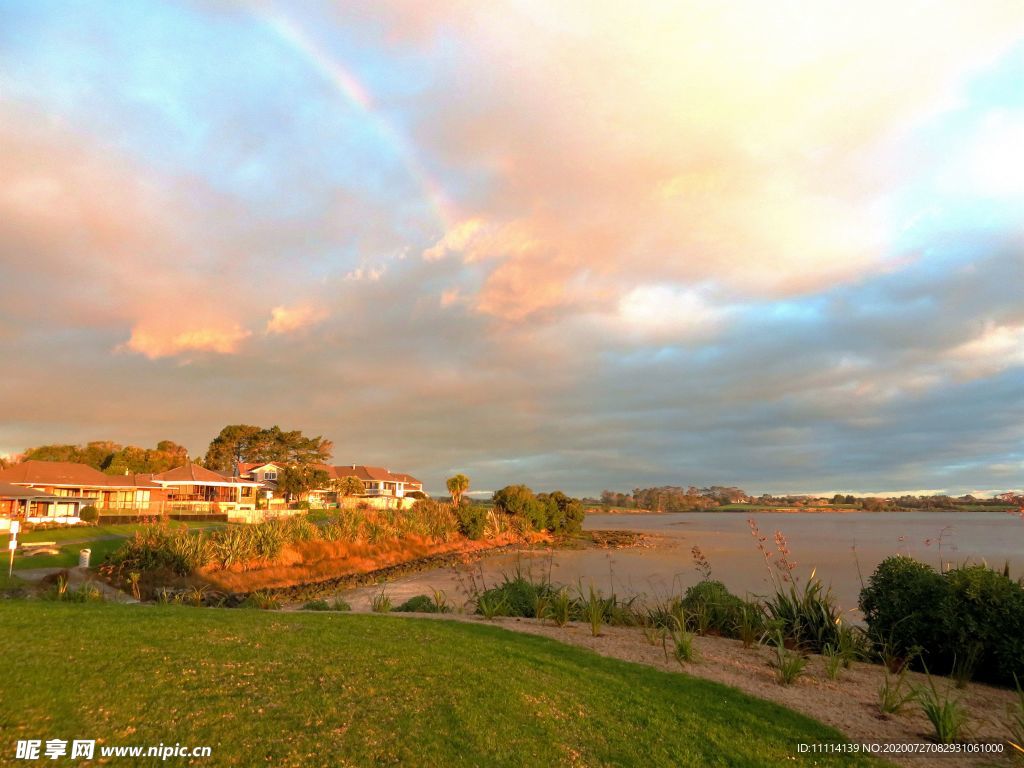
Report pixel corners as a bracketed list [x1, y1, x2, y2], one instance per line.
[581, 585, 609, 637]
[476, 591, 509, 619]
[371, 589, 392, 613]
[765, 627, 807, 686]
[763, 572, 842, 654]
[242, 590, 281, 610]
[913, 669, 969, 744]
[822, 645, 842, 681]
[877, 669, 915, 716]
[671, 623, 697, 665]
[734, 601, 764, 648]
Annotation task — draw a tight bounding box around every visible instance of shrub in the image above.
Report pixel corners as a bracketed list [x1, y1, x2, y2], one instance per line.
[242, 591, 281, 610]
[860, 557, 1024, 686]
[454, 504, 488, 540]
[395, 594, 443, 613]
[493, 485, 546, 532]
[78, 506, 99, 523]
[941, 565, 1024, 686]
[536, 491, 585, 535]
[104, 526, 207, 577]
[681, 580, 746, 637]
[476, 591, 509, 619]
[302, 599, 331, 611]
[475, 573, 553, 618]
[860, 556, 946, 667]
[331, 597, 352, 612]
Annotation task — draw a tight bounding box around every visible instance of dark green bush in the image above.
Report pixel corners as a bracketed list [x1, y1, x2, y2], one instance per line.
[681, 580, 747, 637]
[302, 599, 331, 611]
[860, 556, 1024, 686]
[860, 556, 946, 665]
[494, 486, 584, 535]
[537, 491, 585, 535]
[395, 594, 442, 613]
[941, 565, 1024, 685]
[475, 574, 554, 618]
[78, 506, 99, 523]
[454, 504, 488, 540]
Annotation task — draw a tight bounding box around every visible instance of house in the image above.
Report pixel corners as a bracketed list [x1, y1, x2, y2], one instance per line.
[328, 465, 425, 498]
[0, 460, 166, 519]
[149, 463, 261, 515]
[233, 462, 426, 505]
[0, 482, 96, 526]
[0, 457, 425, 525]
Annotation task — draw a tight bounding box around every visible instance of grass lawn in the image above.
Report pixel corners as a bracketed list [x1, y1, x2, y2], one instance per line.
[11, 521, 225, 571]
[0, 603, 884, 767]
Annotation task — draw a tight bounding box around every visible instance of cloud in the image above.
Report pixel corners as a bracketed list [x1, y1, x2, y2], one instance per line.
[266, 304, 328, 335]
[948, 322, 1024, 376]
[122, 324, 252, 359]
[404, 1, 1024, 318]
[2, 1, 1024, 497]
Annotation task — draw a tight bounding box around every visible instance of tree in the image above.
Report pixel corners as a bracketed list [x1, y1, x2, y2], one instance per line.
[335, 476, 365, 497]
[21, 440, 188, 473]
[493, 485, 546, 531]
[446, 473, 470, 508]
[203, 425, 333, 472]
[278, 465, 331, 503]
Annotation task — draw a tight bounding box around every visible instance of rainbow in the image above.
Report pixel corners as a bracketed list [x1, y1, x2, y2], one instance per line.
[257, 9, 456, 231]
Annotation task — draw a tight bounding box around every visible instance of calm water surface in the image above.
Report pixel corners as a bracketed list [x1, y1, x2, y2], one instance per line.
[450, 511, 1024, 614]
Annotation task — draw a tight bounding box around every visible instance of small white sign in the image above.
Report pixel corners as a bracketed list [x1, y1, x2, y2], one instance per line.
[9, 520, 20, 534]
[8, 540, 17, 550]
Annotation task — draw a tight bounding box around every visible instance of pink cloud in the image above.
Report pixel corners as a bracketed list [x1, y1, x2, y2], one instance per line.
[266, 304, 328, 335]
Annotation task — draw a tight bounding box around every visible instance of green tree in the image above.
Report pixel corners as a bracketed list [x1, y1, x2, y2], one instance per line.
[446, 473, 470, 508]
[278, 465, 331, 503]
[493, 485, 546, 531]
[335, 476, 365, 497]
[203, 425, 333, 471]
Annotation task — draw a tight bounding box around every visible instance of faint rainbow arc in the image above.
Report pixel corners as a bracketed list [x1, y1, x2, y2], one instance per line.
[258, 11, 456, 231]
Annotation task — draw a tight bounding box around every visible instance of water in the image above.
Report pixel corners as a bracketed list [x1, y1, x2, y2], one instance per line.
[371, 511, 1024, 614]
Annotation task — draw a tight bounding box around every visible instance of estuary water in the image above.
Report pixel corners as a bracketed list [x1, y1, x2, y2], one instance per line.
[352, 511, 1024, 615]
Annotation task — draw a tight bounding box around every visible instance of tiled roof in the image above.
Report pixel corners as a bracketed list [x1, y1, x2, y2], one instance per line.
[0, 460, 161, 489]
[331, 465, 422, 485]
[0, 482, 56, 499]
[153, 463, 257, 485]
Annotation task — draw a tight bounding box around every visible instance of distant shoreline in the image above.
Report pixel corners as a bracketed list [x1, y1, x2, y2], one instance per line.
[585, 506, 1015, 515]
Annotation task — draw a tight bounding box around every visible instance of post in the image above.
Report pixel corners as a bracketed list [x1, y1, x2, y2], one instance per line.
[7, 519, 19, 578]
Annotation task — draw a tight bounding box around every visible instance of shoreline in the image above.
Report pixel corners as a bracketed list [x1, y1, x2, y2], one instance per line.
[216, 529, 655, 602]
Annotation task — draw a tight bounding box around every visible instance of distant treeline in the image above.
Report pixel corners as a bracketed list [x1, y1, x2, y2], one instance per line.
[596, 486, 749, 512]
[593, 487, 1017, 512]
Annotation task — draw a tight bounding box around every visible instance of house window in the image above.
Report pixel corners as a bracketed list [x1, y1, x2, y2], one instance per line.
[265, 472, 277, 480]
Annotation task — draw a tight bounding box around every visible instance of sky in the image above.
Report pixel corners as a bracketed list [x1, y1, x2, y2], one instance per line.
[1, 1, 1023, 497]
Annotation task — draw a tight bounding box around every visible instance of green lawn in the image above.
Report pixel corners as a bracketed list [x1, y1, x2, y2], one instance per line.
[0, 603, 883, 767]
[11, 521, 225, 571]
